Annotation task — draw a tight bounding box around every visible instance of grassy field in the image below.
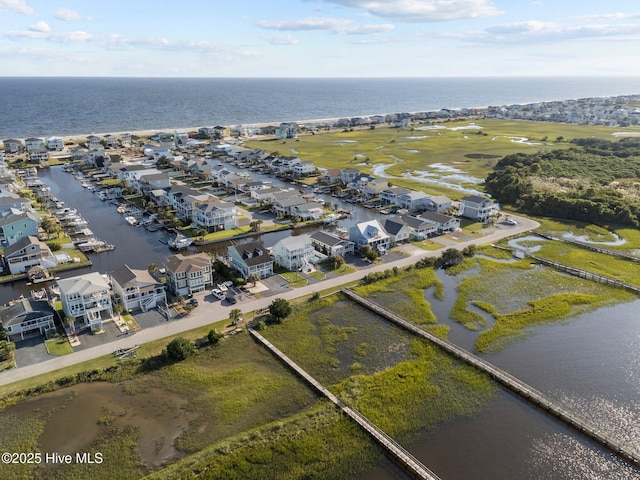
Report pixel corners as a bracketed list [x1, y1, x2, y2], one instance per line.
[45, 337, 73, 356]
[244, 119, 623, 198]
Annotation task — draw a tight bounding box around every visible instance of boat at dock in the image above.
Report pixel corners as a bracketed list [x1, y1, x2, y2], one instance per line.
[168, 232, 193, 250]
[125, 216, 138, 226]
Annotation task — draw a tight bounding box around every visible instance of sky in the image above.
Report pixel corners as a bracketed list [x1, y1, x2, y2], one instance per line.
[1, 0, 640, 77]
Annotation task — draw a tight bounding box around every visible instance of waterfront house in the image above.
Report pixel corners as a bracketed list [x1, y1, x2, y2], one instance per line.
[418, 211, 460, 233]
[362, 178, 388, 199]
[275, 122, 299, 139]
[291, 202, 324, 221]
[228, 241, 274, 279]
[424, 195, 453, 214]
[28, 149, 49, 165]
[163, 252, 213, 297]
[349, 220, 390, 254]
[271, 235, 315, 271]
[137, 172, 171, 194]
[110, 265, 167, 313]
[341, 168, 360, 185]
[381, 218, 410, 246]
[24, 138, 45, 152]
[400, 214, 438, 239]
[310, 230, 355, 256]
[0, 299, 55, 341]
[395, 191, 432, 211]
[320, 168, 341, 184]
[2, 236, 57, 275]
[58, 272, 114, 331]
[272, 195, 308, 218]
[380, 186, 411, 205]
[251, 187, 284, 203]
[293, 161, 315, 177]
[0, 212, 40, 246]
[460, 195, 498, 221]
[46, 136, 64, 151]
[2, 139, 24, 155]
[273, 156, 302, 174]
[192, 200, 238, 232]
[86, 135, 103, 151]
[103, 134, 119, 149]
[0, 196, 32, 215]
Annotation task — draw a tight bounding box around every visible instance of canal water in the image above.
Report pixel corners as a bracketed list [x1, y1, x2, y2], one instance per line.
[3, 167, 640, 478]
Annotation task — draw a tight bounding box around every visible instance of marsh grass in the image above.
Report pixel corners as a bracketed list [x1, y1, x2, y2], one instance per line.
[446, 256, 635, 353]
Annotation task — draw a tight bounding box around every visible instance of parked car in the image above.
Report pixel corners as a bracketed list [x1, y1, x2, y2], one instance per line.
[189, 298, 199, 307]
[223, 280, 234, 287]
[226, 294, 237, 305]
[211, 288, 225, 300]
[217, 283, 228, 292]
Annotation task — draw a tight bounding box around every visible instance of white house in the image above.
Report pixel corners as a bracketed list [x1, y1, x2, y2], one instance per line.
[0, 299, 55, 341]
[400, 214, 438, 239]
[425, 195, 453, 214]
[163, 253, 213, 296]
[228, 241, 274, 279]
[460, 195, 499, 221]
[349, 220, 391, 254]
[291, 202, 324, 221]
[395, 191, 432, 210]
[310, 231, 355, 256]
[110, 265, 167, 313]
[46, 136, 64, 151]
[58, 272, 114, 331]
[272, 234, 315, 271]
[192, 200, 238, 232]
[380, 187, 412, 205]
[293, 161, 315, 177]
[3, 236, 57, 274]
[419, 211, 460, 233]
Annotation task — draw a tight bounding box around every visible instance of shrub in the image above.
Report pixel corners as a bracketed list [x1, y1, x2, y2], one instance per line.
[165, 337, 196, 362]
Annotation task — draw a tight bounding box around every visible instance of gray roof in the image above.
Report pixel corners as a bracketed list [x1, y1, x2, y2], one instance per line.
[163, 253, 211, 274]
[276, 196, 307, 208]
[310, 230, 345, 247]
[461, 195, 490, 204]
[381, 218, 406, 236]
[110, 264, 161, 288]
[419, 211, 456, 224]
[0, 299, 53, 329]
[230, 241, 272, 267]
[3, 236, 47, 257]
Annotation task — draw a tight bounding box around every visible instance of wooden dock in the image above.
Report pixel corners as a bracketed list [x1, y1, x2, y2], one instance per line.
[248, 327, 441, 480]
[341, 288, 640, 470]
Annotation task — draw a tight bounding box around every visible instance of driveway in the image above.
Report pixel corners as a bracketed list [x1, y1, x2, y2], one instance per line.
[13, 336, 50, 368]
[72, 321, 124, 352]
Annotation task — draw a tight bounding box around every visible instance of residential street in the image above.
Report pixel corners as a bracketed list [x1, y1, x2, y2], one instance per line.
[0, 215, 538, 387]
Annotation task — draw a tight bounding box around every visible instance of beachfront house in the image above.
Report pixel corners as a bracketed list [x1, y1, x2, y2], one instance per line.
[58, 272, 114, 331]
[271, 235, 315, 272]
[24, 138, 45, 152]
[110, 265, 167, 313]
[192, 200, 238, 232]
[46, 136, 64, 151]
[0, 299, 55, 341]
[2, 236, 57, 275]
[418, 211, 460, 234]
[86, 135, 103, 151]
[310, 231, 355, 256]
[275, 122, 299, 139]
[460, 195, 499, 221]
[228, 241, 274, 279]
[349, 220, 390, 254]
[2, 139, 24, 155]
[0, 212, 40, 246]
[163, 252, 213, 297]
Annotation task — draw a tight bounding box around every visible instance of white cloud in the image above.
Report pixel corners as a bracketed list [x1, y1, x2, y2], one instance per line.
[29, 21, 50, 32]
[256, 16, 393, 35]
[263, 34, 300, 45]
[454, 20, 640, 44]
[312, 0, 502, 22]
[0, 0, 34, 15]
[570, 12, 640, 21]
[54, 8, 92, 21]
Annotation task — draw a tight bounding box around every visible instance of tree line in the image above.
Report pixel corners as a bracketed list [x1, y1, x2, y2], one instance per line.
[485, 138, 640, 227]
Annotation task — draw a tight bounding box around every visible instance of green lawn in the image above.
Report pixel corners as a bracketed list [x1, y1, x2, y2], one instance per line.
[45, 337, 73, 356]
[279, 271, 308, 288]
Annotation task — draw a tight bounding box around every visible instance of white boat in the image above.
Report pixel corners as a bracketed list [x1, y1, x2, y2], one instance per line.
[323, 213, 341, 224]
[125, 216, 138, 226]
[168, 233, 193, 250]
[98, 192, 107, 201]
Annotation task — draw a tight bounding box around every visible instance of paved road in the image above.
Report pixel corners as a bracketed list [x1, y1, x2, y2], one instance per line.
[0, 215, 538, 388]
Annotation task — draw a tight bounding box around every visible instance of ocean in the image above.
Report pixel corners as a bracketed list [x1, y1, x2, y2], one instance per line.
[1, 76, 639, 139]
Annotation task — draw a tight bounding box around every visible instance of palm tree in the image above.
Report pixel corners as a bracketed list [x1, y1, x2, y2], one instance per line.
[229, 309, 242, 323]
[247, 273, 260, 287]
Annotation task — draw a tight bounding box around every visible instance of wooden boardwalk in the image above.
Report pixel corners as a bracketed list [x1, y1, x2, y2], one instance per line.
[248, 327, 441, 480]
[534, 231, 640, 264]
[342, 289, 640, 470]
